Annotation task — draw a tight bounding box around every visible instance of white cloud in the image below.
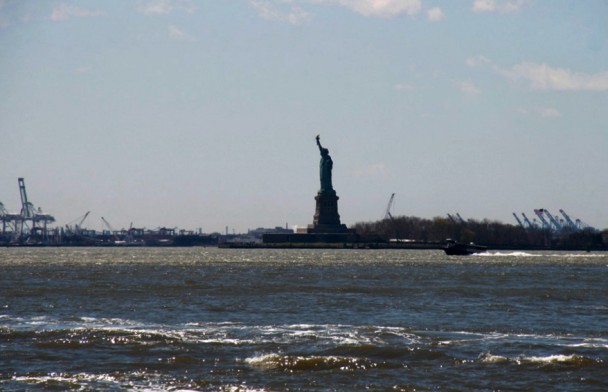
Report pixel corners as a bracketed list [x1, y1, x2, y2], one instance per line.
[466, 56, 608, 92]
[252, 0, 422, 20]
[138, 0, 171, 15]
[249, 0, 311, 25]
[466, 55, 491, 68]
[168, 24, 195, 41]
[137, 0, 196, 16]
[456, 80, 481, 96]
[51, 4, 106, 21]
[500, 62, 608, 91]
[354, 163, 389, 178]
[322, 0, 422, 18]
[472, 0, 526, 14]
[427, 6, 444, 22]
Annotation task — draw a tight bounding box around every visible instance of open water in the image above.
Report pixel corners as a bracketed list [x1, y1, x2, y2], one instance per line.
[1, 248, 607, 391]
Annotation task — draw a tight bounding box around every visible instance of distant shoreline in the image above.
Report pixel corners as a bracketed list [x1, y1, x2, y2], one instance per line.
[4, 241, 606, 251]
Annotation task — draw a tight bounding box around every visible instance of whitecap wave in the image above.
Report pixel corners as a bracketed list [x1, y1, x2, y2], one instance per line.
[181, 323, 421, 347]
[243, 352, 372, 371]
[11, 373, 123, 390]
[474, 251, 537, 257]
[479, 352, 509, 363]
[3, 317, 420, 348]
[518, 354, 583, 364]
[565, 338, 608, 349]
[243, 353, 283, 369]
[479, 353, 596, 367]
[474, 251, 608, 259]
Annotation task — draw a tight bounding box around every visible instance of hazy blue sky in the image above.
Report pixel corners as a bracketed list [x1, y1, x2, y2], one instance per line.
[1, 0, 607, 233]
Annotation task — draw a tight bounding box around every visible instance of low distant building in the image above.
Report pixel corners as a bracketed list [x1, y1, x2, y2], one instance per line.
[249, 226, 293, 240]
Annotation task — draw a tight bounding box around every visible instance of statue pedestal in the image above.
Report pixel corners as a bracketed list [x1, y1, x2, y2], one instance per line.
[262, 190, 357, 244]
[307, 191, 354, 234]
[312, 191, 341, 228]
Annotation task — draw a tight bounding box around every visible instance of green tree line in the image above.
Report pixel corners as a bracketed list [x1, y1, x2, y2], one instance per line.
[352, 215, 608, 250]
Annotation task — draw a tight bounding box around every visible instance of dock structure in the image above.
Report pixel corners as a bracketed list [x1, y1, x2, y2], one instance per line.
[1, 178, 56, 244]
[1, 177, 219, 247]
[512, 208, 597, 234]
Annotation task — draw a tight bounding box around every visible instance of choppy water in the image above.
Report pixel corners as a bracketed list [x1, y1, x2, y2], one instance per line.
[1, 248, 607, 391]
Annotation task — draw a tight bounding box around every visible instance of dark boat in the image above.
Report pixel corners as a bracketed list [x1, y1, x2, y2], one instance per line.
[443, 239, 487, 255]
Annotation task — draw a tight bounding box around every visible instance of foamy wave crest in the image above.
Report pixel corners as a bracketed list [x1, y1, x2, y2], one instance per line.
[4, 317, 421, 350]
[11, 373, 124, 390]
[3, 314, 146, 332]
[475, 251, 608, 258]
[479, 353, 597, 367]
[182, 323, 421, 348]
[518, 354, 593, 365]
[221, 386, 271, 392]
[244, 353, 377, 371]
[565, 338, 608, 349]
[479, 352, 509, 363]
[78, 316, 143, 327]
[10, 371, 235, 391]
[542, 253, 608, 259]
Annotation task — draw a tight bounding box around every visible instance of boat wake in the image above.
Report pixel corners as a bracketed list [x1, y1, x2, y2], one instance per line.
[475, 251, 608, 259]
[475, 251, 537, 257]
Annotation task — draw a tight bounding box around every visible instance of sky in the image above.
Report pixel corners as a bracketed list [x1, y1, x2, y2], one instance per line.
[1, 0, 607, 234]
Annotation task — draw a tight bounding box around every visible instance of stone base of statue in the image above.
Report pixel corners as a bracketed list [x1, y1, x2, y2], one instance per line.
[308, 190, 352, 233]
[263, 190, 358, 245]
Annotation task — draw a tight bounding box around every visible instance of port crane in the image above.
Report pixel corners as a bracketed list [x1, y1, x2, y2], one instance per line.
[18, 177, 35, 236]
[78, 211, 90, 228]
[447, 213, 466, 224]
[512, 213, 525, 229]
[575, 218, 595, 231]
[541, 209, 562, 231]
[18, 177, 35, 220]
[559, 209, 578, 231]
[534, 209, 552, 230]
[66, 211, 90, 235]
[101, 217, 124, 243]
[0, 202, 10, 233]
[518, 208, 595, 233]
[101, 217, 115, 234]
[1, 178, 55, 243]
[13, 178, 54, 239]
[521, 213, 536, 229]
[384, 193, 395, 220]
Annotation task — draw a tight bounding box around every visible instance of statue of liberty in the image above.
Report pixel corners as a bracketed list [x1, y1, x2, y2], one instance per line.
[316, 135, 334, 193]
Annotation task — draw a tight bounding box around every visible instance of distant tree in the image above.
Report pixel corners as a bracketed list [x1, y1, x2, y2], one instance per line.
[352, 214, 606, 249]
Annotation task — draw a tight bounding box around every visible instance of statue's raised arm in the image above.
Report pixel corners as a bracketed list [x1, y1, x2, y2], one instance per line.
[316, 134, 323, 151]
